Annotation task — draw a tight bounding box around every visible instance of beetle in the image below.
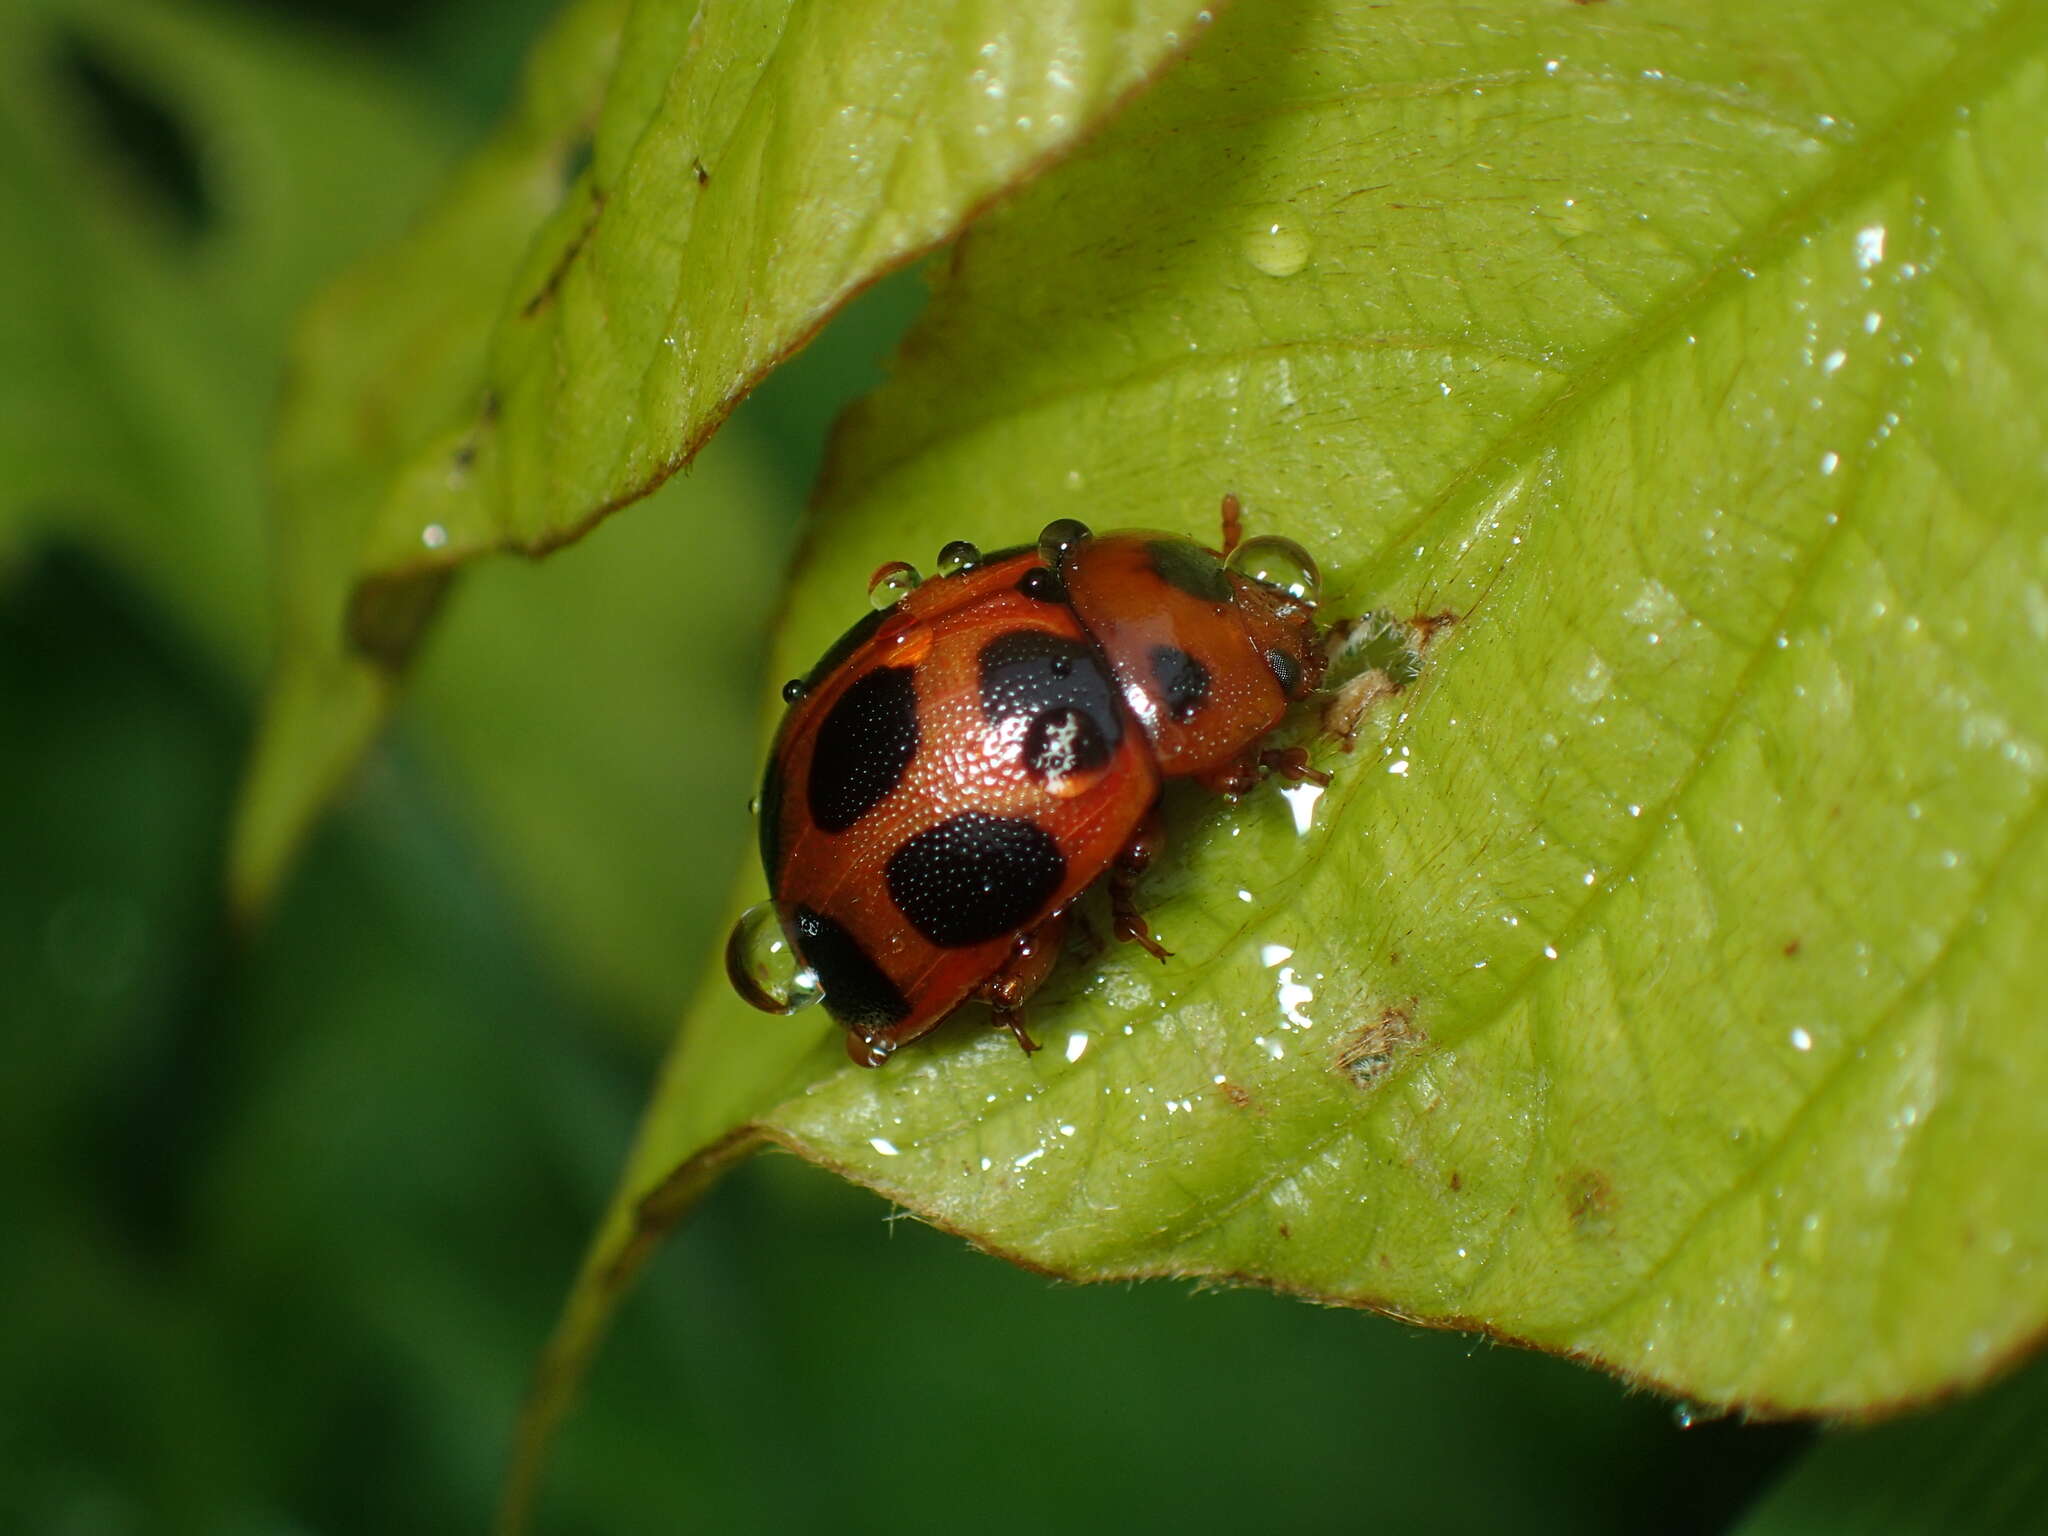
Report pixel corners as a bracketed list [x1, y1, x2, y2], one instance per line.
[727, 495, 1332, 1067]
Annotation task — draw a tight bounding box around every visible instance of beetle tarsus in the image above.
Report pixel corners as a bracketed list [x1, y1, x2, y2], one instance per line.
[1111, 808, 1173, 961]
[991, 1006, 1042, 1056]
[1260, 746, 1331, 787]
[974, 915, 1067, 1055]
[1219, 492, 1245, 557]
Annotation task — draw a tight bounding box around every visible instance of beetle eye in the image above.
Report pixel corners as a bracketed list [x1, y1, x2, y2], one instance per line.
[1227, 535, 1321, 604]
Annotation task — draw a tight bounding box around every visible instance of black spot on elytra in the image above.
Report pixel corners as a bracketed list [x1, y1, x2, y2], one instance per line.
[886, 813, 1067, 948]
[794, 906, 908, 1031]
[756, 753, 786, 881]
[979, 630, 1120, 735]
[1146, 538, 1232, 603]
[1265, 647, 1301, 696]
[807, 667, 918, 832]
[1017, 566, 1067, 603]
[1150, 645, 1210, 723]
[800, 607, 889, 692]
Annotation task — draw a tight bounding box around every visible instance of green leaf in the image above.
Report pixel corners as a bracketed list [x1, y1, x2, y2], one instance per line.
[533, 0, 2048, 1485]
[230, 0, 1222, 915]
[229, 0, 631, 914]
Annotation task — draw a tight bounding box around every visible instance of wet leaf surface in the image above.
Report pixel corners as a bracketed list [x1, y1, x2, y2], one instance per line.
[549, 0, 2048, 1474]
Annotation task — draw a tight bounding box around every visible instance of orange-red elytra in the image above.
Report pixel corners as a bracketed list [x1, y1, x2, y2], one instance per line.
[726, 496, 1333, 1068]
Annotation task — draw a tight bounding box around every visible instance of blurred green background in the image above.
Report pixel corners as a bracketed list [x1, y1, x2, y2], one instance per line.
[8, 1, 2045, 1531]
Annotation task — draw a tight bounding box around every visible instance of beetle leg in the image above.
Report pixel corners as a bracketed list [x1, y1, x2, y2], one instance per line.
[975, 912, 1067, 1056]
[1219, 492, 1244, 557]
[1110, 806, 1173, 962]
[1260, 746, 1332, 787]
[1199, 746, 1330, 796]
[1196, 752, 1262, 798]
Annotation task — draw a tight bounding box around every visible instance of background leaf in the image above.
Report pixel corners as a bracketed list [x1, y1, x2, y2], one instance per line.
[1731, 1348, 2048, 1535]
[230, 0, 1221, 915]
[228, 0, 631, 912]
[560, 0, 2048, 1447]
[0, 0, 451, 674]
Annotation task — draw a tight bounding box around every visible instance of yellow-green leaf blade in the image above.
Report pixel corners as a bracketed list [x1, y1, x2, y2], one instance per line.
[639, 0, 2047, 1418]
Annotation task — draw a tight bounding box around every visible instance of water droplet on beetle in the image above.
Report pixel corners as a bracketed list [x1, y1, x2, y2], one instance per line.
[725, 901, 823, 1015]
[1037, 518, 1093, 567]
[1228, 535, 1321, 603]
[781, 677, 807, 703]
[848, 1030, 897, 1068]
[867, 561, 921, 609]
[936, 540, 981, 576]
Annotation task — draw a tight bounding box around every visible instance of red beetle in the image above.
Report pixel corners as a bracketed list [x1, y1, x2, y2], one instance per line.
[727, 496, 1331, 1067]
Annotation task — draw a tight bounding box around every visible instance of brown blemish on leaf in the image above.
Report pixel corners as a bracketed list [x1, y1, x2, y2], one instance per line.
[1323, 666, 1401, 751]
[1783, 938, 1802, 957]
[1320, 604, 1462, 749]
[1411, 609, 1460, 645]
[1219, 1081, 1254, 1109]
[1335, 999, 1427, 1088]
[1448, 1170, 1463, 1192]
[1563, 1169, 1617, 1238]
[1278, 1223, 1292, 1239]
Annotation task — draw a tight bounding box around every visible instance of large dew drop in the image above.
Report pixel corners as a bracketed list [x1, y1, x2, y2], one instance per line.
[1036, 517, 1093, 568]
[867, 561, 922, 610]
[1228, 535, 1321, 604]
[935, 539, 981, 576]
[1241, 220, 1310, 277]
[725, 901, 824, 1015]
